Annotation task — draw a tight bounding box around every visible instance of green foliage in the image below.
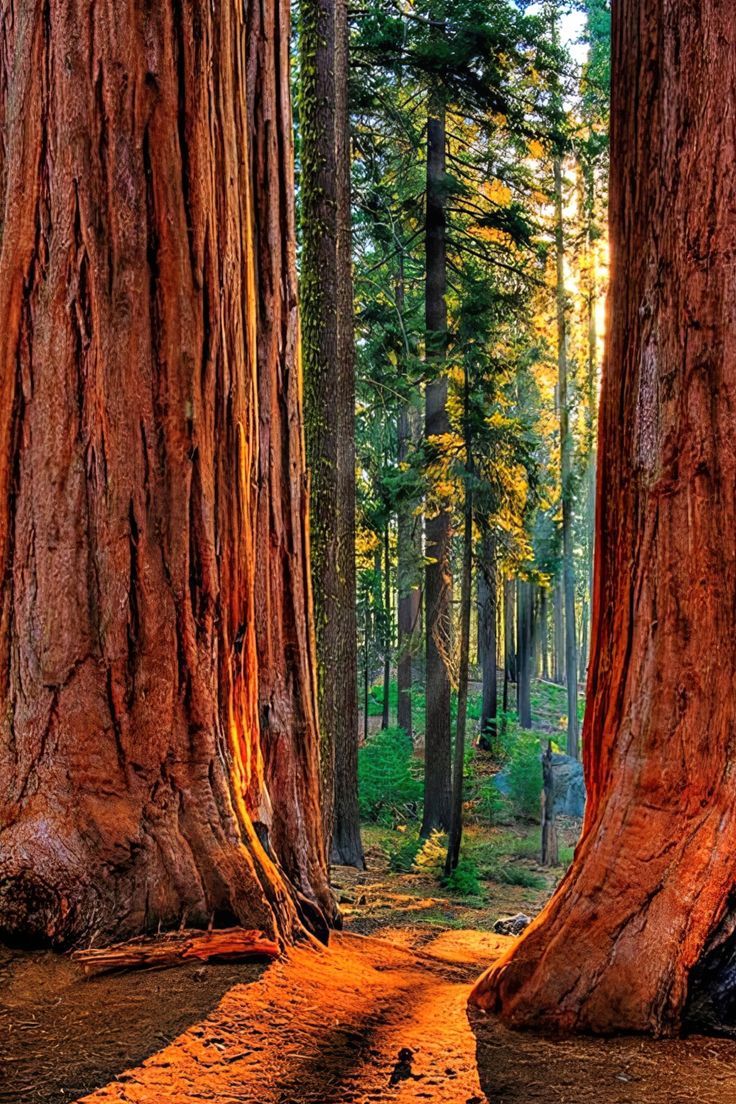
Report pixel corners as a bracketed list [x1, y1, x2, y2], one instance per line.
[474, 780, 510, 826]
[358, 726, 423, 823]
[367, 679, 398, 717]
[559, 843, 575, 868]
[442, 857, 482, 897]
[503, 727, 543, 821]
[470, 834, 545, 889]
[490, 863, 544, 889]
[387, 831, 424, 872]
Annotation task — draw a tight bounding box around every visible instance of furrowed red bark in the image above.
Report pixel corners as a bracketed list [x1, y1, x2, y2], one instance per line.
[471, 0, 736, 1034]
[0, 0, 331, 946]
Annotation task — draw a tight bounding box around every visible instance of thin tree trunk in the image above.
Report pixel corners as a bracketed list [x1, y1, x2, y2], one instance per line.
[0, 0, 333, 945]
[516, 581, 532, 729]
[554, 152, 579, 760]
[422, 94, 452, 836]
[446, 406, 473, 874]
[553, 579, 565, 685]
[472, 0, 736, 1034]
[478, 534, 498, 751]
[583, 144, 599, 682]
[362, 583, 370, 746]
[540, 588, 550, 681]
[330, 0, 363, 867]
[397, 407, 421, 740]
[382, 522, 392, 730]
[504, 578, 517, 685]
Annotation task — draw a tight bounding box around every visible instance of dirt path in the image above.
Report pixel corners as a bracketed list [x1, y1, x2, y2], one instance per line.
[77, 930, 501, 1104]
[6, 929, 736, 1102]
[59, 931, 736, 1104]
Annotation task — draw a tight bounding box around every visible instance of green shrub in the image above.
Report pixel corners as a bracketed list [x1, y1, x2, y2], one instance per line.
[503, 728, 543, 821]
[387, 832, 423, 872]
[358, 725, 423, 824]
[474, 780, 510, 825]
[443, 856, 482, 897]
[367, 679, 398, 717]
[490, 863, 544, 888]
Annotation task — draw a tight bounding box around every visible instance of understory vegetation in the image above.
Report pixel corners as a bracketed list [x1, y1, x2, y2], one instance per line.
[355, 676, 580, 918]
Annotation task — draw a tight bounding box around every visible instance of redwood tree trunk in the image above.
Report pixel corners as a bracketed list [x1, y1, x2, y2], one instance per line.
[471, 0, 736, 1034]
[0, 0, 332, 946]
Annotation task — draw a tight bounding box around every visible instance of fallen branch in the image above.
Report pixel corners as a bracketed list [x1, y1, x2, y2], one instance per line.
[72, 927, 280, 976]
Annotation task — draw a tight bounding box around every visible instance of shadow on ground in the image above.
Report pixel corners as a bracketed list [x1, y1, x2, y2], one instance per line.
[470, 1006, 736, 1104]
[0, 944, 267, 1103]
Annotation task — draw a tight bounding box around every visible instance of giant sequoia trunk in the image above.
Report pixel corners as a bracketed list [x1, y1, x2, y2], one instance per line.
[471, 0, 736, 1034]
[0, 0, 333, 946]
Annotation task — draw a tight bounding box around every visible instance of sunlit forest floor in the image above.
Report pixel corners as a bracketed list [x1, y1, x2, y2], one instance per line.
[5, 679, 736, 1103]
[336, 820, 575, 937]
[7, 911, 736, 1102]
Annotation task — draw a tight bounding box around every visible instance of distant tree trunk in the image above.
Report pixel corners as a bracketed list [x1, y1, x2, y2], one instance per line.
[422, 97, 452, 836]
[446, 406, 473, 874]
[516, 582, 532, 729]
[582, 144, 599, 682]
[472, 0, 736, 1034]
[540, 588, 550, 681]
[552, 578, 564, 685]
[381, 521, 392, 730]
[478, 534, 498, 751]
[579, 597, 589, 682]
[531, 586, 540, 678]
[397, 410, 421, 739]
[362, 581, 371, 746]
[504, 578, 517, 685]
[554, 153, 579, 760]
[0, 0, 333, 945]
[300, 0, 362, 866]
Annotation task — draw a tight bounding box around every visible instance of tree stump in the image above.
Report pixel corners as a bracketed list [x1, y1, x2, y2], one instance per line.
[541, 742, 559, 867]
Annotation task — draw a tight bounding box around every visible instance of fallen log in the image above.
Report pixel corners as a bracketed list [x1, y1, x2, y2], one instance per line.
[72, 928, 280, 976]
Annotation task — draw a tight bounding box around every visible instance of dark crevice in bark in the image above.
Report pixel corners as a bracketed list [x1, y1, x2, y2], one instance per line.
[686, 897, 736, 1035]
